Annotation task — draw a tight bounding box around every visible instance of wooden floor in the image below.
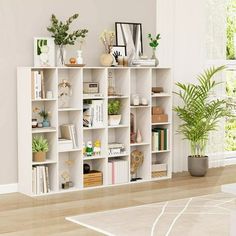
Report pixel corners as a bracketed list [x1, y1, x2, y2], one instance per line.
[1, 165, 236, 236]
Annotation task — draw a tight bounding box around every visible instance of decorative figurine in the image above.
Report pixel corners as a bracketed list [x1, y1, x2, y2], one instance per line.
[58, 80, 72, 108]
[93, 140, 101, 156]
[86, 141, 94, 156]
[130, 149, 144, 181]
[61, 171, 70, 189]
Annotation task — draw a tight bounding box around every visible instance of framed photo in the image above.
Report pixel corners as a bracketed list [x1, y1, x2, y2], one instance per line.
[34, 37, 55, 67]
[110, 45, 127, 63]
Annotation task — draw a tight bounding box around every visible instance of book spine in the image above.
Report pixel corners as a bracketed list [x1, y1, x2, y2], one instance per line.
[36, 166, 40, 195]
[42, 166, 47, 193]
[40, 71, 45, 99]
[45, 166, 50, 192]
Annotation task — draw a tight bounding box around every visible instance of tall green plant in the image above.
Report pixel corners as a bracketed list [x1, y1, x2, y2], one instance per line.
[174, 66, 232, 157]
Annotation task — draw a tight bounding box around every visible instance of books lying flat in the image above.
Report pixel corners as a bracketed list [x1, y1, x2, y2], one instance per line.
[108, 159, 129, 185]
[32, 165, 50, 195]
[60, 124, 77, 148]
[152, 128, 169, 151]
[132, 59, 156, 66]
[58, 138, 73, 152]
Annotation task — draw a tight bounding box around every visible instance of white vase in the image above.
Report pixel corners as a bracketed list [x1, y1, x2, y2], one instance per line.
[57, 45, 66, 66]
[76, 50, 83, 64]
[151, 48, 159, 67]
[136, 129, 142, 143]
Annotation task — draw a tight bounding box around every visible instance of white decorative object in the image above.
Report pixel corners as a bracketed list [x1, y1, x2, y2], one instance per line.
[57, 46, 66, 67]
[136, 129, 142, 143]
[76, 50, 83, 64]
[58, 80, 72, 108]
[46, 91, 53, 99]
[108, 114, 121, 126]
[34, 37, 55, 67]
[141, 98, 148, 105]
[132, 94, 140, 106]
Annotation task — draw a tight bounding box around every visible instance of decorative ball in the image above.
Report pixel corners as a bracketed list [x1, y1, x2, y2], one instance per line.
[69, 58, 76, 64]
[83, 163, 90, 174]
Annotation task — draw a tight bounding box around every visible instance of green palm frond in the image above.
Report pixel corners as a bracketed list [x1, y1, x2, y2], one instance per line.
[174, 65, 233, 157]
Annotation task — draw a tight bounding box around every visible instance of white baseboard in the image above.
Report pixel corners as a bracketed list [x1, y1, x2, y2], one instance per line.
[0, 183, 18, 194]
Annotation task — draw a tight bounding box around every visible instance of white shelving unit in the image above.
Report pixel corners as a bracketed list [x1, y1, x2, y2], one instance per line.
[17, 66, 172, 196]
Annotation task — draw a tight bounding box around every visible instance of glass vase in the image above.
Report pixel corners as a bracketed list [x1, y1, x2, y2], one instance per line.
[151, 48, 159, 67]
[57, 45, 66, 66]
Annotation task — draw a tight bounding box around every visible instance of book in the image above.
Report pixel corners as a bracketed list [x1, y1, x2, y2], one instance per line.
[40, 70, 46, 99]
[32, 167, 36, 195]
[60, 124, 77, 148]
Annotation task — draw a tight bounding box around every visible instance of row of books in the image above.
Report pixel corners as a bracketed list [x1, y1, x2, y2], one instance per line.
[132, 59, 156, 66]
[32, 166, 50, 195]
[31, 70, 45, 100]
[83, 100, 104, 127]
[60, 124, 77, 148]
[152, 128, 169, 151]
[108, 159, 129, 185]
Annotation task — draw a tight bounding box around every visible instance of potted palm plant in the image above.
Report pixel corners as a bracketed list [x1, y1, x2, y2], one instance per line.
[32, 136, 49, 162]
[174, 66, 232, 176]
[108, 99, 121, 126]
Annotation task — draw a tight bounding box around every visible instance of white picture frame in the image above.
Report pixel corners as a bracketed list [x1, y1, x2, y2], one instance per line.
[34, 37, 55, 67]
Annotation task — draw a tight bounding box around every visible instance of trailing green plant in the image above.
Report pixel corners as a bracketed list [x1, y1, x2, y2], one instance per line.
[32, 136, 49, 153]
[47, 13, 88, 46]
[148, 33, 161, 49]
[108, 100, 121, 115]
[174, 66, 232, 157]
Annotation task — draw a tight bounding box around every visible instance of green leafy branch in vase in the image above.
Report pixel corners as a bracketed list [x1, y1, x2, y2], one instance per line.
[148, 33, 161, 49]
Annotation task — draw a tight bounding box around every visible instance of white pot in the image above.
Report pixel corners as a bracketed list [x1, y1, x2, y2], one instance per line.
[108, 115, 121, 126]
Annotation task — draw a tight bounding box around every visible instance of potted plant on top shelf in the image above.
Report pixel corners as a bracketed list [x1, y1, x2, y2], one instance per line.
[47, 13, 88, 66]
[174, 66, 232, 177]
[108, 99, 122, 126]
[32, 136, 49, 162]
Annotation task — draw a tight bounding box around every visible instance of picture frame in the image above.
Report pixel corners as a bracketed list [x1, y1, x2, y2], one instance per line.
[115, 22, 143, 62]
[110, 45, 127, 63]
[34, 37, 55, 67]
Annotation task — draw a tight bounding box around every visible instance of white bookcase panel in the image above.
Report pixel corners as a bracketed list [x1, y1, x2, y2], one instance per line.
[17, 67, 172, 196]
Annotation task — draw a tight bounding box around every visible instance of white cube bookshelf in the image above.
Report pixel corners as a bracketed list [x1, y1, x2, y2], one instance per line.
[17, 66, 172, 196]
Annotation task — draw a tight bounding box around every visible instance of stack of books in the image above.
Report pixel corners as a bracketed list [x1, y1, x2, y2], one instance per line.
[32, 165, 50, 195]
[152, 128, 169, 151]
[31, 70, 45, 99]
[60, 124, 77, 148]
[108, 143, 125, 156]
[132, 59, 156, 67]
[108, 159, 129, 185]
[83, 100, 104, 127]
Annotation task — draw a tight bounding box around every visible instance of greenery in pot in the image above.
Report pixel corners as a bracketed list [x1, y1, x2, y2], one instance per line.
[174, 66, 232, 158]
[47, 13, 88, 65]
[148, 33, 161, 50]
[108, 100, 121, 115]
[32, 136, 49, 153]
[39, 109, 50, 121]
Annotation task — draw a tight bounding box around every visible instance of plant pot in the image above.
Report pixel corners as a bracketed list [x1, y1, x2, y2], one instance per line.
[42, 119, 50, 127]
[108, 115, 121, 126]
[33, 151, 46, 162]
[100, 53, 113, 67]
[188, 156, 208, 177]
[151, 48, 159, 67]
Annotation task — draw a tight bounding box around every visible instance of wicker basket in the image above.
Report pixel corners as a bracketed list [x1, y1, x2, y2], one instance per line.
[152, 171, 167, 178]
[84, 171, 103, 187]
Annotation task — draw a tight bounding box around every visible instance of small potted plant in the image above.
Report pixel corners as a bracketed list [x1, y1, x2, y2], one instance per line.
[148, 33, 161, 66]
[108, 99, 121, 126]
[32, 136, 49, 162]
[174, 66, 232, 176]
[47, 13, 88, 66]
[39, 109, 50, 127]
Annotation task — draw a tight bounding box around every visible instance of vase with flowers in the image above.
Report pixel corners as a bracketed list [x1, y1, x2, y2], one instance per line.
[148, 33, 161, 66]
[39, 109, 50, 127]
[99, 30, 115, 67]
[47, 13, 88, 66]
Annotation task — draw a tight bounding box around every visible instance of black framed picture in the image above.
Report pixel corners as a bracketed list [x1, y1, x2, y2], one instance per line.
[110, 45, 127, 63]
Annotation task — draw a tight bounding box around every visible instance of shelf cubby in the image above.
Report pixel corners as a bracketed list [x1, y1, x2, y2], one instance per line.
[58, 68, 82, 109]
[59, 151, 83, 190]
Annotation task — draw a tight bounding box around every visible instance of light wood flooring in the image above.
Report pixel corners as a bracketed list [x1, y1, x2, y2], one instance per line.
[1, 165, 236, 236]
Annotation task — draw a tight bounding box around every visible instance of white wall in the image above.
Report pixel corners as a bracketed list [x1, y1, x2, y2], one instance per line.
[172, 0, 208, 172]
[0, 0, 156, 185]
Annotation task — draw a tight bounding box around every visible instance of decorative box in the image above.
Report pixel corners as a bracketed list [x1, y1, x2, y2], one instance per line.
[84, 170, 103, 187]
[152, 114, 168, 123]
[152, 106, 164, 115]
[83, 82, 99, 94]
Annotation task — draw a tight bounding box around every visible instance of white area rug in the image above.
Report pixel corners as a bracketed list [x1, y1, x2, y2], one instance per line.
[66, 192, 236, 236]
